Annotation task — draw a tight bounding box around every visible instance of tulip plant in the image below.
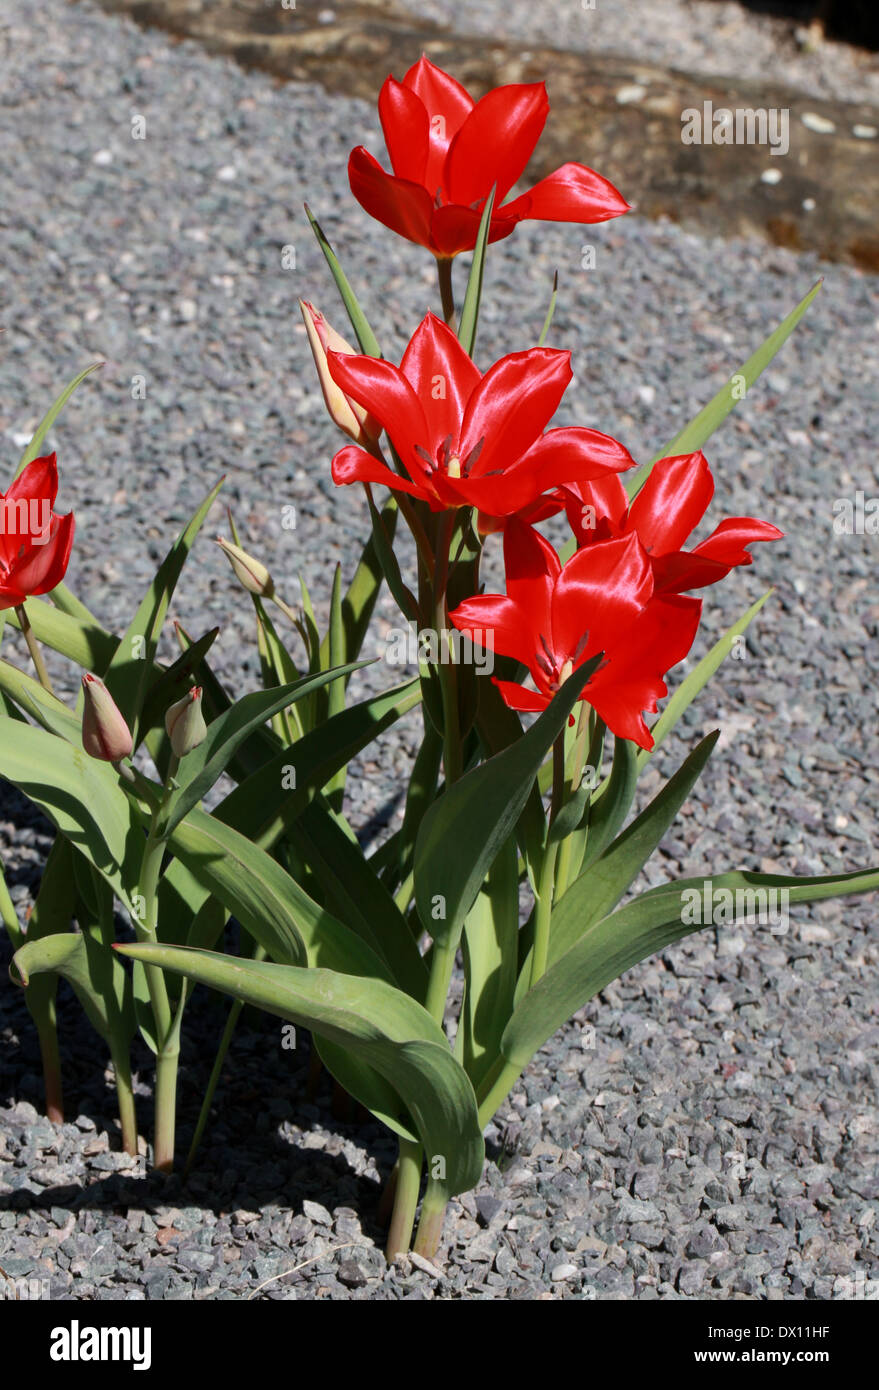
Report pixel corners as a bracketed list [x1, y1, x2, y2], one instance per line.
[4, 56, 879, 1263]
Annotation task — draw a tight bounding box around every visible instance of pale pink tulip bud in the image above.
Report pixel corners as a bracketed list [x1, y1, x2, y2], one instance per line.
[81, 673, 134, 762]
[164, 686, 207, 758]
[300, 300, 381, 446]
[215, 536, 274, 598]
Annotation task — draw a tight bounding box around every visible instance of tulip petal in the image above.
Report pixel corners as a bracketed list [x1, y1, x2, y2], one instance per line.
[491, 678, 549, 713]
[585, 595, 701, 748]
[501, 162, 631, 224]
[6, 452, 59, 510]
[331, 445, 427, 500]
[503, 517, 560, 620]
[445, 83, 549, 206]
[399, 312, 481, 451]
[627, 451, 714, 556]
[6, 512, 74, 598]
[690, 516, 784, 566]
[449, 593, 537, 669]
[562, 475, 629, 545]
[461, 347, 572, 477]
[328, 350, 430, 473]
[348, 147, 435, 250]
[403, 56, 474, 193]
[552, 532, 652, 662]
[379, 76, 430, 184]
[429, 203, 519, 259]
[518, 426, 636, 487]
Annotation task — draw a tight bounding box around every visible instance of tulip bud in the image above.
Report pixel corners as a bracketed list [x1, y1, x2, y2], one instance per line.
[164, 686, 207, 758]
[216, 537, 274, 598]
[81, 674, 134, 763]
[299, 299, 381, 446]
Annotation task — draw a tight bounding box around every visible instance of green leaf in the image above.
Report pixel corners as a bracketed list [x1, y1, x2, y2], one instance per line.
[163, 661, 368, 836]
[287, 801, 428, 1000]
[537, 270, 559, 348]
[318, 496, 399, 678]
[11, 918, 135, 1051]
[547, 731, 720, 965]
[304, 204, 382, 357]
[0, 720, 143, 915]
[166, 804, 393, 981]
[415, 660, 596, 948]
[104, 479, 224, 740]
[501, 861, 879, 1071]
[14, 361, 103, 477]
[456, 835, 519, 1092]
[7, 600, 115, 672]
[117, 941, 484, 1196]
[638, 590, 773, 770]
[626, 280, 822, 498]
[577, 735, 639, 871]
[457, 185, 496, 357]
[216, 677, 421, 849]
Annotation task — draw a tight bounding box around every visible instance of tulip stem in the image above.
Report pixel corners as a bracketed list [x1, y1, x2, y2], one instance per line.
[530, 735, 566, 988]
[385, 1139, 423, 1260]
[111, 1045, 138, 1157]
[35, 1003, 64, 1126]
[436, 257, 456, 333]
[15, 603, 54, 694]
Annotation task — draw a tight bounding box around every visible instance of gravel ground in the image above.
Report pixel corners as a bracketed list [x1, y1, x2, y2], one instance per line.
[401, 0, 879, 106]
[1, 0, 878, 1300]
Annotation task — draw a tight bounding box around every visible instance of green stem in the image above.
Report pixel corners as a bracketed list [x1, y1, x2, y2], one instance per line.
[153, 1044, 179, 1174]
[35, 1005, 64, 1125]
[436, 257, 456, 332]
[434, 512, 462, 787]
[111, 1046, 138, 1157]
[184, 996, 243, 1178]
[424, 939, 456, 1029]
[385, 1139, 423, 1260]
[476, 1054, 523, 1128]
[413, 1185, 447, 1259]
[529, 735, 566, 988]
[15, 603, 54, 694]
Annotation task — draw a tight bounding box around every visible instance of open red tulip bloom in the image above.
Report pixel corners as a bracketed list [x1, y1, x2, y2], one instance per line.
[349, 56, 630, 259]
[449, 519, 701, 748]
[541, 450, 783, 593]
[0, 453, 75, 610]
[329, 313, 635, 515]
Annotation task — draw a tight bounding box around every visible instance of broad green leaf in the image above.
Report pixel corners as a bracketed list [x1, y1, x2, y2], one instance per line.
[547, 731, 720, 965]
[324, 564, 347, 807]
[287, 801, 428, 1000]
[577, 734, 639, 872]
[166, 804, 391, 981]
[458, 186, 496, 357]
[395, 721, 443, 886]
[638, 590, 772, 770]
[502, 861, 879, 1071]
[163, 661, 367, 836]
[216, 677, 421, 848]
[7, 600, 115, 671]
[627, 281, 822, 497]
[104, 479, 223, 740]
[415, 660, 596, 948]
[456, 835, 519, 1092]
[11, 926, 135, 1049]
[0, 720, 143, 915]
[117, 941, 484, 1196]
[15, 361, 103, 476]
[304, 203, 381, 357]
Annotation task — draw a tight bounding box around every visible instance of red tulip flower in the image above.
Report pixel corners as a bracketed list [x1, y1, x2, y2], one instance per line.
[329, 312, 635, 515]
[0, 453, 74, 610]
[547, 450, 782, 593]
[448, 519, 701, 748]
[349, 56, 630, 259]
